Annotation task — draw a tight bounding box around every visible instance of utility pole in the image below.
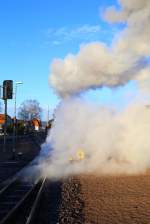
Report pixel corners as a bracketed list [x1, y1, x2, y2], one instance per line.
[12, 82, 23, 159]
[47, 105, 50, 124]
[3, 92, 7, 152]
[12, 85, 17, 159]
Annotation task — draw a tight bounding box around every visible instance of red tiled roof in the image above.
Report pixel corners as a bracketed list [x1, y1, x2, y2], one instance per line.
[0, 114, 12, 124]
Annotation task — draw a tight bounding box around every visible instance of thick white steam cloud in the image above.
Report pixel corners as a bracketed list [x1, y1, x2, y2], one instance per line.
[40, 98, 150, 178]
[50, 0, 150, 97]
[39, 0, 150, 178]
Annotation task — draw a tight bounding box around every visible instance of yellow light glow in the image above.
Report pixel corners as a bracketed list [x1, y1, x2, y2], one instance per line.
[76, 149, 85, 160]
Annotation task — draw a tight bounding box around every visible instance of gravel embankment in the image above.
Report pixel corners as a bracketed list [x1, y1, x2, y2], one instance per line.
[79, 173, 150, 224]
[36, 173, 150, 224]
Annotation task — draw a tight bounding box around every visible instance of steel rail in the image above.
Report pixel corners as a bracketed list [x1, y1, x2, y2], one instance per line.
[0, 177, 43, 224]
[25, 177, 46, 224]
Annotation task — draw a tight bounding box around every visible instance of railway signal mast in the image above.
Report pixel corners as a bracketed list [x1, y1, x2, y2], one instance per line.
[2, 80, 13, 152]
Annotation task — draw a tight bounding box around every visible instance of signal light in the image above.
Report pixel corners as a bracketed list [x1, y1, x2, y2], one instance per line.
[3, 80, 13, 99]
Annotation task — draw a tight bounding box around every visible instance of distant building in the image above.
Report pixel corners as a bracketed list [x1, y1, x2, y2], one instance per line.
[0, 114, 13, 133]
[31, 118, 41, 131]
[0, 114, 12, 125]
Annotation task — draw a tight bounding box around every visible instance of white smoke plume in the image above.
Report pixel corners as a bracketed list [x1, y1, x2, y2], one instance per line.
[38, 0, 150, 178]
[39, 98, 150, 178]
[49, 0, 150, 97]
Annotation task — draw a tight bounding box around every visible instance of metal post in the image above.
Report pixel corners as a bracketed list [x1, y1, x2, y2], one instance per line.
[47, 105, 49, 124]
[12, 85, 17, 159]
[2, 80, 13, 153]
[3, 98, 7, 152]
[12, 82, 23, 159]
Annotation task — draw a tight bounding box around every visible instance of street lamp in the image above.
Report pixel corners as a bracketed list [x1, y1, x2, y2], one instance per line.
[12, 81, 23, 159]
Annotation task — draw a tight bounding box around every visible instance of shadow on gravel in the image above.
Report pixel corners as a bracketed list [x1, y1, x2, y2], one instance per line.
[48, 181, 62, 224]
[35, 180, 62, 224]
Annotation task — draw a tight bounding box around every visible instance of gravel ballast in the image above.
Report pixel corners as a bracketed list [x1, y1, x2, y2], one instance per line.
[36, 173, 150, 224]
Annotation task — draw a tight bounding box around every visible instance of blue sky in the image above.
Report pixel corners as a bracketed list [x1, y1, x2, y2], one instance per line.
[0, 0, 137, 120]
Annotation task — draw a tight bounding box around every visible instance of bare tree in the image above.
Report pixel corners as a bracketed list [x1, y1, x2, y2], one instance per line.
[0, 100, 3, 113]
[18, 99, 42, 120]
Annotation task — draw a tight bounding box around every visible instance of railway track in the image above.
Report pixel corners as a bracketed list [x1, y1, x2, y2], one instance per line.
[0, 176, 46, 224]
[0, 132, 47, 223]
[0, 131, 46, 186]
